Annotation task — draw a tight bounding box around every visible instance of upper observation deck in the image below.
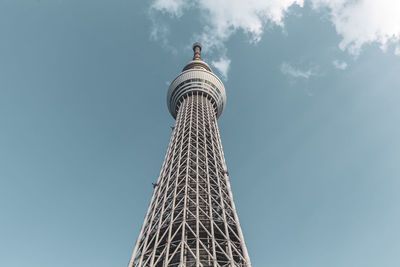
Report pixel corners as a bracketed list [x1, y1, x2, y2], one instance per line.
[167, 43, 227, 119]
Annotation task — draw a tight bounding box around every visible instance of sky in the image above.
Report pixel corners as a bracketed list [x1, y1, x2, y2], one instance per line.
[1, 0, 400, 266]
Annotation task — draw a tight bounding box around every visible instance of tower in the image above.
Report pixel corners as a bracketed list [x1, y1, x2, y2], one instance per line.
[129, 43, 251, 267]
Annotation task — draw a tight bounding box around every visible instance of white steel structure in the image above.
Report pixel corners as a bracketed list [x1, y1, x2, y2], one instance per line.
[129, 43, 251, 267]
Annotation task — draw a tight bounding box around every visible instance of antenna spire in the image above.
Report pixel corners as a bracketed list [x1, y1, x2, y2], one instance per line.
[192, 42, 202, 60]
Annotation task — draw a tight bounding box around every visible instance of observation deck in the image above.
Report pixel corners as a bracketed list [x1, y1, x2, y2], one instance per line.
[167, 43, 227, 119]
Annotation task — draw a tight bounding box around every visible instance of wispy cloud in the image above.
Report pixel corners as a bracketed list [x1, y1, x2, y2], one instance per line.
[211, 57, 231, 80]
[332, 60, 348, 70]
[149, 15, 178, 55]
[280, 62, 317, 79]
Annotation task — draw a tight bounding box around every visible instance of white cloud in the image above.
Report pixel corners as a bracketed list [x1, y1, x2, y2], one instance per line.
[150, 0, 400, 77]
[150, 0, 304, 78]
[395, 45, 400, 56]
[151, 0, 188, 17]
[332, 59, 348, 70]
[211, 57, 231, 80]
[312, 0, 400, 56]
[280, 62, 317, 79]
[152, 0, 303, 49]
[195, 0, 303, 49]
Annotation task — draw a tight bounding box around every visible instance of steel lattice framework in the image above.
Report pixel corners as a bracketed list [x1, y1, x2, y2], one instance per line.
[129, 43, 251, 267]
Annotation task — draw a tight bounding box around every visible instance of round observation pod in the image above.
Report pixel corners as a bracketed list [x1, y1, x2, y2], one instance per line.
[167, 43, 227, 119]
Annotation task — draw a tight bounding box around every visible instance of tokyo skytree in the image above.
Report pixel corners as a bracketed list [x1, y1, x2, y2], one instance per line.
[128, 43, 252, 267]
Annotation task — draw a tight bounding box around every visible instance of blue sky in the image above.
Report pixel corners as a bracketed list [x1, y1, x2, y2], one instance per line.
[1, 0, 400, 266]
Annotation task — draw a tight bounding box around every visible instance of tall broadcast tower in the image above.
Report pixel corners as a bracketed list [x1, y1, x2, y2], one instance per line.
[129, 43, 251, 267]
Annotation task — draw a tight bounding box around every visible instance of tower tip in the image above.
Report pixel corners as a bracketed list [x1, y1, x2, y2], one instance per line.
[192, 42, 202, 60]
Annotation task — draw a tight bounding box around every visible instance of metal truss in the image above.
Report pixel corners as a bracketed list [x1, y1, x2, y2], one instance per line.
[129, 92, 251, 267]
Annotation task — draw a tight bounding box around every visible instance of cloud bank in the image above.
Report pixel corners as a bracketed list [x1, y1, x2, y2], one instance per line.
[150, 0, 304, 78]
[152, 0, 303, 49]
[150, 0, 400, 77]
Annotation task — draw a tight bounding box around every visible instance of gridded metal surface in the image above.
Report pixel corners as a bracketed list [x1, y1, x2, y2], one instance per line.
[129, 93, 251, 267]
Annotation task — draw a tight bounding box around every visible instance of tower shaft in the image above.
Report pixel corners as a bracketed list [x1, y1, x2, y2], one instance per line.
[129, 93, 251, 266]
